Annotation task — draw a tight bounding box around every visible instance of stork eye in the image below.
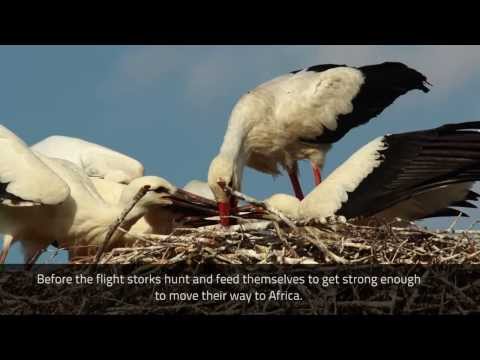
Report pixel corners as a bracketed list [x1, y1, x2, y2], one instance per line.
[154, 186, 170, 193]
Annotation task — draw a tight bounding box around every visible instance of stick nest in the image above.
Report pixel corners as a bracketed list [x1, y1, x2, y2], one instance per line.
[3, 219, 480, 315]
[71, 218, 480, 265]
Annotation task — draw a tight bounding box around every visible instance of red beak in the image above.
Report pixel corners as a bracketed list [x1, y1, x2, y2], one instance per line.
[219, 201, 231, 226]
[217, 180, 238, 227]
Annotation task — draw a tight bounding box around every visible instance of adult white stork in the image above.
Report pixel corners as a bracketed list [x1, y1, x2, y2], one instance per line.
[208, 62, 430, 226]
[296, 121, 480, 222]
[0, 125, 215, 264]
[31, 135, 144, 184]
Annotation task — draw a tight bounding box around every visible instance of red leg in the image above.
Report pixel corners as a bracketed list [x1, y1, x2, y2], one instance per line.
[288, 169, 304, 200]
[311, 162, 322, 186]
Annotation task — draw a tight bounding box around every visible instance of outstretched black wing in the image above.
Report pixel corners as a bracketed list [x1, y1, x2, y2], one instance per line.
[337, 121, 480, 219]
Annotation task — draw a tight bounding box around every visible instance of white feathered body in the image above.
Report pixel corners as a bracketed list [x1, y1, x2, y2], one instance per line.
[221, 68, 364, 175]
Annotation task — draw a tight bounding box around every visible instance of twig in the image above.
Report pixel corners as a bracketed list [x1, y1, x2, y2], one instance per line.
[225, 186, 297, 229]
[92, 185, 151, 265]
[447, 212, 463, 232]
[436, 274, 476, 306]
[305, 228, 349, 264]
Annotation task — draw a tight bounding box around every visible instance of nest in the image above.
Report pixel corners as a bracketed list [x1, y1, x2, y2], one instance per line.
[68, 184, 480, 265]
[2, 218, 480, 315]
[71, 218, 480, 265]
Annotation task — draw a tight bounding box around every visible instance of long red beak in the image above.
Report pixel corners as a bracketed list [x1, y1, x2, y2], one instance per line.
[311, 163, 322, 186]
[217, 181, 239, 227]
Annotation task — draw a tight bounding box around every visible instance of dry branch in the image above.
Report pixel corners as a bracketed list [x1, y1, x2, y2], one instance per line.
[92, 185, 151, 265]
[69, 217, 480, 266]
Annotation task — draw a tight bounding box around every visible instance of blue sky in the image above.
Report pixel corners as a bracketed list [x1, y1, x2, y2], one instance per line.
[3, 45, 480, 263]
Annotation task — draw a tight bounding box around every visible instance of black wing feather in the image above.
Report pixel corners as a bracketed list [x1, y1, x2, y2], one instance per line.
[300, 62, 430, 144]
[418, 208, 469, 219]
[337, 121, 480, 219]
[449, 200, 477, 208]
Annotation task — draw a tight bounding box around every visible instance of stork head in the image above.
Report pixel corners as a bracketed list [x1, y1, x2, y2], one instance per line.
[207, 155, 241, 202]
[208, 154, 244, 226]
[121, 176, 177, 208]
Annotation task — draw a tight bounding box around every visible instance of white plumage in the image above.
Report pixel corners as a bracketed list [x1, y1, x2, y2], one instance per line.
[0, 125, 187, 263]
[31, 135, 145, 184]
[263, 193, 300, 220]
[0, 126, 70, 206]
[183, 180, 214, 200]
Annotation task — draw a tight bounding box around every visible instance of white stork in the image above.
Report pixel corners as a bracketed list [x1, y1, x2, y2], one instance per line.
[31, 135, 145, 184]
[208, 62, 430, 226]
[0, 125, 215, 264]
[256, 122, 480, 223]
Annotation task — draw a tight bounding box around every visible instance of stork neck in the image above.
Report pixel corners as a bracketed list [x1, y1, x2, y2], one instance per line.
[219, 100, 254, 160]
[117, 200, 149, 231]
[218, 128, 247, 190]
[216, 99, 256, 191]
[219, 128, 247, 161]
